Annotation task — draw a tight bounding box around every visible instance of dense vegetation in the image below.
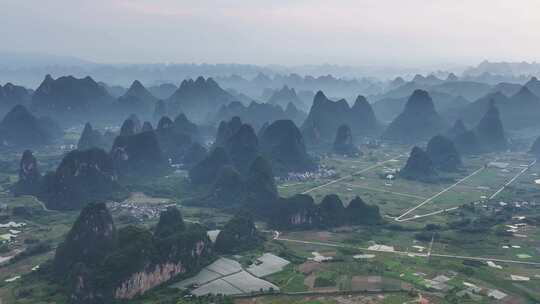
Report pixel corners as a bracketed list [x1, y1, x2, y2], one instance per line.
[53, 203, 213, 303]
[214, 212, 263, 253]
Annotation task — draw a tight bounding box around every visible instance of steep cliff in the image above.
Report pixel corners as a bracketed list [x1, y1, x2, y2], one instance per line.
[111, 130, 169, 177]
[14, 150, 42, 196]
[215, 212, 263, 253]
[400, 146, 438, 182]
[426, 135, 462, 171]
[382, 90, 447, 143]
[259, 119, 316, 174]
[53, 203, 214, 303]
[40, 148, 117, 210]
[333, 124, 361, 156]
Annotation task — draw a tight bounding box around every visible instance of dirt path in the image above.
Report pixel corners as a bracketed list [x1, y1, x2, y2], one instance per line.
[395, 166, 485, 222]
[396, 159, 537, 222]
[274, 234, 540, 266]
[302, 155, 404, 195]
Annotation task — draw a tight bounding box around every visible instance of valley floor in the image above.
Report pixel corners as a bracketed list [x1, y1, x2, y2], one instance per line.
[1, 144, 540, 303]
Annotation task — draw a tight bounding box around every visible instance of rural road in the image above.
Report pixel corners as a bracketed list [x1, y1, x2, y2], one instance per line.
[273, 232, 540, 266]
[302, 154, 404, 195]
[395, 166, 485, 221]
[396, 158, 537, 222]
[488, 159, 537, 200]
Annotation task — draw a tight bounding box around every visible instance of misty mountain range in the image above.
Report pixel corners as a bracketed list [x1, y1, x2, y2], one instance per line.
[2, 69, 540, 135]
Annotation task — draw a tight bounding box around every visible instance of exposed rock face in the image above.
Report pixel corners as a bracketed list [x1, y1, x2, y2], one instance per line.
[426, 135, 462, 171]
[31, 75, 114, 123]
[111, 130, 168, 177]
[214, 116, 242, 147]
[116, 80, 157, 118]
[54, 202, 116, 277]
[268, 85, 306, 110]
[214, 101, 306, 130]
[154, 206, 186, 238]
[382, 90, 447, 142]
[0, 104, 60, 147]
[103, 224, 212, 301]
[54, 204, 214, 303]
[271, 194, 318, 229]
[301, 91, 378, 145]
[215, 212, 262, 253]
[41, 148, 117, 210]
[78, 122, 105, 150]
[14, 150, 41, 196]
[189, 147, 231, 184]
[400, 146, 437, 182]
[474, 100, 507, 151]
[53, 199, 218, 303]
[333, 124, 360, 156]
[244, 156, 278, 214]
[167, 76, 235, 123]
[114, 262, 185, 299]
[259, 119, 315, 174]
[69, 262, 104, 304]
[269, 193, 382, 230]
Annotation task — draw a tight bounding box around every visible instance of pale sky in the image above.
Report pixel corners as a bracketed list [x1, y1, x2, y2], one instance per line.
[1, 0, 539, 66]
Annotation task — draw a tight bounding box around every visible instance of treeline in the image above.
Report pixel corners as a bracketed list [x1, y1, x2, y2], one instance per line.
[52, 203, 262, 303]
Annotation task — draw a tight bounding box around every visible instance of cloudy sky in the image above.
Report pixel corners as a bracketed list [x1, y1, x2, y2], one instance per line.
[1, 0, 539, 66]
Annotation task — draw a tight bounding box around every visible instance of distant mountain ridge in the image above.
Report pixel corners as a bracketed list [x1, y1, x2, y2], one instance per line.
[214, 101, 306, 130]
[116, 80, 157, 118]
[459, 80, 540, 129]
[301, 91, 379, 145]
[267, 85, 306, 111]
[167, 76, 236, 123]
[382, 90, 447, 143]
[31, 74, 114, 123]
[0, 104, 61, 147]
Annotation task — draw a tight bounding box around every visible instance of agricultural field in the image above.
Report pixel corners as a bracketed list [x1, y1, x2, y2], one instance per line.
[279, 146, 538, 225]
[1, 141, 540, 303]
[271, 145, 540, 303]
